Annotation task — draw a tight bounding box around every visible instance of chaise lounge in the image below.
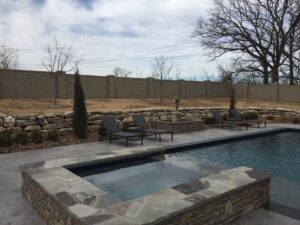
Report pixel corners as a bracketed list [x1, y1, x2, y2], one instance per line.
[102, 115, 143, 147]
[132, 114, 174, 142]
[211, 110, 249, 130]
[230, 109, 267, 128]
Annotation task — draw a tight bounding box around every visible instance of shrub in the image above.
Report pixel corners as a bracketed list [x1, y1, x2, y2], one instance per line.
[31, 130, 43, 144]
[204, 116, 216, 124]
[48, 130, 59, 142]
[241, 111, 258, 120]
[266, 115, 275, 121]
[72, 69, 87, 139]
[292, 116, 300, 124]
[15, 131, 29, 144]
[0, 131, 12, 147]
[229, 87, 236, 117]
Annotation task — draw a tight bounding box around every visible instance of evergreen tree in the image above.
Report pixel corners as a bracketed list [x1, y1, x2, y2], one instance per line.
[229, 87, 236, 118]
[72, 69, 87, 138]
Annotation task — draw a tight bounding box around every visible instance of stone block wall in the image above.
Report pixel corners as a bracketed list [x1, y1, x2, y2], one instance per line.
[0, 69, 230, 100]
[1, 108, 300, 137]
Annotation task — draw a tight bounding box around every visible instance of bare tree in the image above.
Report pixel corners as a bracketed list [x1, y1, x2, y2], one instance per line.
[174, 65, 182, 80]
[193, 0, 300, 84]
[112, 66, 132, 77]
[151, 56, 173, 105]
[0, 44, 19, 70]
[42, 37, 82, 105]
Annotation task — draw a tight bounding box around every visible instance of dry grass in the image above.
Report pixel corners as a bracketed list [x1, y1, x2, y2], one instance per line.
[0, 98, 300, 116]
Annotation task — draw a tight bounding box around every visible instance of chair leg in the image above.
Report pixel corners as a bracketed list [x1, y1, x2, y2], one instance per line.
[141, 135, 143, 145]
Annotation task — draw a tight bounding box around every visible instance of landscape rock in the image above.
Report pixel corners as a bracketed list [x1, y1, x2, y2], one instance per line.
[6, 127, 22, 134]
[24, 125, 41, 132]
[64, 112, 73, 119]
[58, 128, 73, 136]
[88, 115, 102, 121]
[47, 117, 65, 124]
[4, 116, 15, 127]
[37, 116, 48, 126]
[15, 119, 37, 127]
[0, 113, 7, 119]
[0, 126, 5, 133]
[42, 124, 65, 130]
[87, 125, 100, 132]
[0, 119, 3, 126]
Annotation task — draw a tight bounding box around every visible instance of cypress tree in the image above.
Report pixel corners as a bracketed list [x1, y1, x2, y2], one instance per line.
[72, 69, 87, 138]
[229, 87, 236, 118]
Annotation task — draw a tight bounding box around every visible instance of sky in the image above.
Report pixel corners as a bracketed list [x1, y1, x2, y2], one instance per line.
[0, 0, 225, 79]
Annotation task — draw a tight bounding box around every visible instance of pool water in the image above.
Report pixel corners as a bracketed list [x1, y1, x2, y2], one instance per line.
[173, 131, 300, 210]
[74, 156, 219, 201]
[73, 130, 300, 210]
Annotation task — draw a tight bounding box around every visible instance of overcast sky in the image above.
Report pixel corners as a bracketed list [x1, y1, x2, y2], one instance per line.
[0, 0, 225, 79]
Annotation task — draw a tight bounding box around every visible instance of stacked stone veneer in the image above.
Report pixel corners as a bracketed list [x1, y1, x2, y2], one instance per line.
[1, 108, 300, 136]
[21, 147, 270, 225]
[155, 120, 205, 133]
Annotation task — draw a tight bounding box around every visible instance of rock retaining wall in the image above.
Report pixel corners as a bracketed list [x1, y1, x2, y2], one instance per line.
[1, 108, 300, 137]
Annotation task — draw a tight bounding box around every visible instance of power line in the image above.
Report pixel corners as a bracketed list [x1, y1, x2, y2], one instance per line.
[80, 51, 203, 69]
[81, 42, 197, 64]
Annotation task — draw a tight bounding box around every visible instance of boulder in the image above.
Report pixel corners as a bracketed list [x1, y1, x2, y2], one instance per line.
[160, 115, 169, 121]
[24, 125, 41, 132]
[0, 126, 5, 133]
[37, 116, 48, 126]
[47, 117, 65, 124]
[87, 125, 100, 132]
[0, 113, 7, 119]
[88, 120, 102, 126]
[88, 115, 102, 121]
[42, 123, 65, 130]
[4, 116, 15, 127]
[181, 114, 195, 121]
[6, 127, 22, 134]
[58, 128, 73, 136]
[15, 119, 37, 127]
[64, 112, 73, 119]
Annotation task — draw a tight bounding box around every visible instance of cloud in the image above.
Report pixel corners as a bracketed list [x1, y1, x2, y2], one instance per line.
[0, 0, 220, 79]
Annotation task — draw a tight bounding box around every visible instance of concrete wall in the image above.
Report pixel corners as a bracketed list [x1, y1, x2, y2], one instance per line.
[0, 69, 230, 99]
[1, 69, 300, 103]
[233, 82, 300, 103]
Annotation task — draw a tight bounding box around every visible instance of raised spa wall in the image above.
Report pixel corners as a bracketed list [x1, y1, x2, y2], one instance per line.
[20, 146, 271, 225]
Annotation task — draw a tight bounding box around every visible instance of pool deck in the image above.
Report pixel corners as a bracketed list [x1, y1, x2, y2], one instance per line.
[1, 123, 300, 225]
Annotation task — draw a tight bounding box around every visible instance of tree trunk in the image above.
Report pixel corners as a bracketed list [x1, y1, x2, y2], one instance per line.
[160, 79, 163, 105]
[289, 56, 295, 85]
[271, 66, 279, 83]
[54, 72, 59, 105]
[263, 64, 269, 84]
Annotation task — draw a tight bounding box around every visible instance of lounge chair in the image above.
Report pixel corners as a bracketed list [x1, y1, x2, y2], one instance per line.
[102, 115, 143, 147]
[132, 114, 174, 142]
[230, 109, 267, 128]
[211, 110, 249, 130]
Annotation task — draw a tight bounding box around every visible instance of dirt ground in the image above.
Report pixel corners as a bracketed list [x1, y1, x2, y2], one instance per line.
[0, 98, 300, 116]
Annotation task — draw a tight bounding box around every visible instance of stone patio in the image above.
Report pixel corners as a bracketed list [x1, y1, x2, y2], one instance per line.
[1, 123, 300, 225]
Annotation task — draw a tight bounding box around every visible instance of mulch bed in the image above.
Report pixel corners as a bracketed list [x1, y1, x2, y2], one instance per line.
[0, 133, 100, 154]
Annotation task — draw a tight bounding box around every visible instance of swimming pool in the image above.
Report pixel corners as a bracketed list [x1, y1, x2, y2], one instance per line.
[73, 130, 300, 210]
[172, 130, 300, 210]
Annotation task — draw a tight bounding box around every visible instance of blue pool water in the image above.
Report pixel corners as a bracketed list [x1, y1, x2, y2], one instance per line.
[74, 157, 217, 201]
[173, 131, 300, 209]
[74, 130, 300, 209]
